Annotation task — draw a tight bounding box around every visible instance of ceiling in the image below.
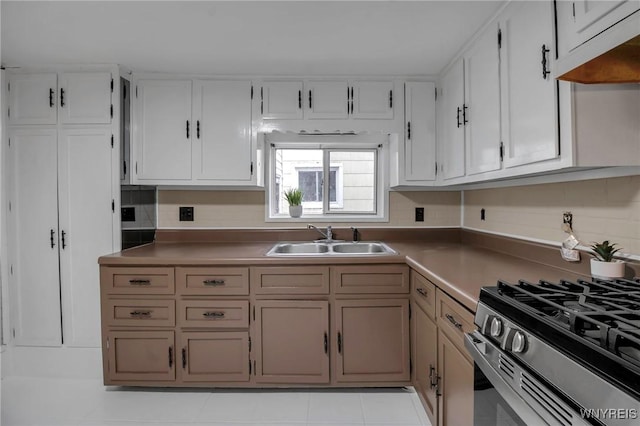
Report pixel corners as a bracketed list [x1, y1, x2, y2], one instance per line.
[1, 1, 505, 76]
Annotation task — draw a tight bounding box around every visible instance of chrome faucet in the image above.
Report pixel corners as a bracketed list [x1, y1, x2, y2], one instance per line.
[308, 224, 333, 241]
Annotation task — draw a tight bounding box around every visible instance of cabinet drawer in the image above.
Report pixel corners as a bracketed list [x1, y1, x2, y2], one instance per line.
[102, 267, 175, 295]
[332, 264, 409, 294]
[106, 299, 175, 327]
[178, 300, 249, 329]
[176, 267, 249, 296]
[411, 270, 436, 319]
[436, 289, 475, 360]
[251, 266, 330, 294]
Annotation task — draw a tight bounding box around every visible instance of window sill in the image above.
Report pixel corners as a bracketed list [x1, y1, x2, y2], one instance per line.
[265, 214, 388, 223]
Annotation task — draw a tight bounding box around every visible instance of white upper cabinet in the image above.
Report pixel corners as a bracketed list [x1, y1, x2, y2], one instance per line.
[193, 80, 253, 182]
[404, 82, 436, 182]
[464, 22, 501, 176]
[438, 60, 465, 181]
[500, 1, 558, 168]
[261, 81, 303, 119]
[8, 71, 113, 126]
[59, 72, 113, 124]
[306, 80, 349, 119]
[566, 0, 639, 51]
[351, 81, 394, 119]
[135, 79, 193, 181]
[8, 73, 58, 125]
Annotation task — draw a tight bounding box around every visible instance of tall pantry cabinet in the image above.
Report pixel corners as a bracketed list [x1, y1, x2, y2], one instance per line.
[5, 68, 120, 348]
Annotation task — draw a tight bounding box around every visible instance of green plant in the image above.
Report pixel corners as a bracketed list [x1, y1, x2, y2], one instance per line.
[284, 188, 303, 206]
[590, 240, 622, 262]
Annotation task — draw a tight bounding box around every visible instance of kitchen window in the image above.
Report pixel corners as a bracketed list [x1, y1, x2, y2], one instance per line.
[266, 136, 388, 221]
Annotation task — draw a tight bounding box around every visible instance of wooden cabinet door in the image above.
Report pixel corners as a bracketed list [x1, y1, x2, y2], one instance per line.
[404, 82, 436, 182]
[334, 299, 410, 383]
[464, 22, 501, 176]
[193, 80, 253, 182]
[414, 304, 438, 426]
[261, 81, 303, 119]
[254, 300, 329, 384]
[8, 128, 61, 346]
[58, 127, 115, 347]
[179, 332, 250, 383]
[500, 1, 558, 169]
[306, 80, 349, 119]
[439, 60, 466, 181]
[350, 81, 394, 119]
[106, 330, 175, 382]
[8, 73, 58, 125]
[59, 71, 112, 124]
[134, 79, 192, 181]
[437, 329, 473, 426]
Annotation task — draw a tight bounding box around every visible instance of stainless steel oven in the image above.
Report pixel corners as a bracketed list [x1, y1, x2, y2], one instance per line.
[466, 278, 640, 426]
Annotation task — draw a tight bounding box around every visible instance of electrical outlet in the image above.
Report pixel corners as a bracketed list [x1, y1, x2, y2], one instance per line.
[121, 207, 135, 222]
[415, 207, 424, 222]
[179, 206, 194, 221]
[481, 208, 486, 221]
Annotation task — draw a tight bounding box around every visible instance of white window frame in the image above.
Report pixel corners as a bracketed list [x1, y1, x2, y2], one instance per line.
[296, 165, 343, 209]
[264, 133, 389, 222]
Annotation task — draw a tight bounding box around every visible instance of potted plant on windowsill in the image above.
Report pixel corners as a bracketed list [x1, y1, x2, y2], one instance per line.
[284, 188, 303, 218]
[589, 240, 625, 279]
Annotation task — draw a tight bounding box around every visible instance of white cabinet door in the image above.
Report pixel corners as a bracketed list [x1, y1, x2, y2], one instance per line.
[404, 82, 436, 182]
[193, 80, 253, 182]
[568, 0, 639, 50]
[59, 72, 112, 124]
[8, 128, 62, 346]
[135, 79, 192, 181]
[439, 60, 466, 181]
[350, 81, 394, 119]
[501, 1, 559, 169]
[261, 81, 303, 119]
[8, 73, 58, 125]
[58, 128, 114, 348]
[465, 23, 501, 176]
[306, 80, 349, 119]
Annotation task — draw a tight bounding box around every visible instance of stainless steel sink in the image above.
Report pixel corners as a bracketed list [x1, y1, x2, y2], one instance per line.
[266, 241, 396, 256]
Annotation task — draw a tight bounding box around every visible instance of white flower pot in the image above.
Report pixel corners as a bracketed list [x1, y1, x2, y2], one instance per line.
[590, 259, 625, 279]
[289, 205, 303, 218]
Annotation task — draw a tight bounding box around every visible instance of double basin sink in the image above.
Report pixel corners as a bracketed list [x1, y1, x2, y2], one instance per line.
[266, 241, 396, 256]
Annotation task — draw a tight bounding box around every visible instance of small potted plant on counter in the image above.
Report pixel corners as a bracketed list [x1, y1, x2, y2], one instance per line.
[589, 240, 625, 279]
[284, 188, 303, 218]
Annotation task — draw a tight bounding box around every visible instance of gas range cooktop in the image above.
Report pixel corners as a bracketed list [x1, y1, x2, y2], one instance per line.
[479, 278, 640, 400]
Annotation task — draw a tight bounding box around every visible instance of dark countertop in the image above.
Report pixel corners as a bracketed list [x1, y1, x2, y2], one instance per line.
[99, 239, 586, 312]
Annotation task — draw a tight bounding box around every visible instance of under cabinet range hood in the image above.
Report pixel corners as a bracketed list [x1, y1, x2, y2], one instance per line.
[558, 34, 640, 83]
[557, 6, 640, 84]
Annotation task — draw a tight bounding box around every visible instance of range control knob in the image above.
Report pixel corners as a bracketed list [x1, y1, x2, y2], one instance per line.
[490, 317, 504, 337]
[511, 331, 528, 353]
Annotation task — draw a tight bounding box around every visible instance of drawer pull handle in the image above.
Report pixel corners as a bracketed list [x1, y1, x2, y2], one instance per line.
[429, 364, 437, 388]
[416, 287, 428, 297]
[324, 332, 328, 354]
[337, 332, 342, 354]
[445, 313, 463, 330]
[203, 311, 225, 318]
[128, 279, 151, 285]
[203, 279, 226, 286]
[130, 310, 152, 317]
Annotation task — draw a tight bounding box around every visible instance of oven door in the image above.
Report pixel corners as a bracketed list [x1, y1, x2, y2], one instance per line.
[465, 332, 591, 426]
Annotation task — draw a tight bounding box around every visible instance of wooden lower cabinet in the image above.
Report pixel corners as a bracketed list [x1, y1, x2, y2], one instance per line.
[254, 300, 330, 384]
[178, 331, 250, 382]
[413, 303, 438, 426]
[334, 299, 410, 382]
[105, 330, 175, 383]
[437, 329, 474, 426]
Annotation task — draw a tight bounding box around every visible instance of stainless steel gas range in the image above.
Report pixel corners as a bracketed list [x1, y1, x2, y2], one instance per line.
[465, 278, 640, 426]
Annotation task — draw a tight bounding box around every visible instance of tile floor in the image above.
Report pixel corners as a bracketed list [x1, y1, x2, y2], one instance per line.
[1, 378, 432, 426]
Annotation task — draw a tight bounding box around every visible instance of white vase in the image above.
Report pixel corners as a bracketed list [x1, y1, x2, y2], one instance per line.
[289, 205, 303, 218]
[590, 258, 625, 279]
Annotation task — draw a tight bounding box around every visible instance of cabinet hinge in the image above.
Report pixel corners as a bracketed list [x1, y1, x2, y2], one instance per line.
[249, 359, 252, 375]
[111, 134, 114, 148]
[136, 85, 138, 98]
[250, 161, 254, 175]
[12, 328, 15, 339]
[435, 87, 438, 101]
[110, 78, 114, 93]
[10, 264, 13, 275]
[7, 108, 10, 118]
[253, 306, 256, 321]
[498, 28, 502, 49]
[251, 85, 254, 100]
[110, 104, 114, 119]
[260, 87, 264, 115]
[8, 201, 11, 212]
[435, 161, 438, 177]
[409, 303, 412, 319]
[135, 162, 138, 175]
[254, 360, 256, 375]
[499, 142, 504, 161]
[8, 137, 10, 147]
[572, 2, 576, 18]
[7, 82, 10, 91]
[112, 200, 115, 212]
[249, 337, 252, 352]
[410, 358, 413, 374]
